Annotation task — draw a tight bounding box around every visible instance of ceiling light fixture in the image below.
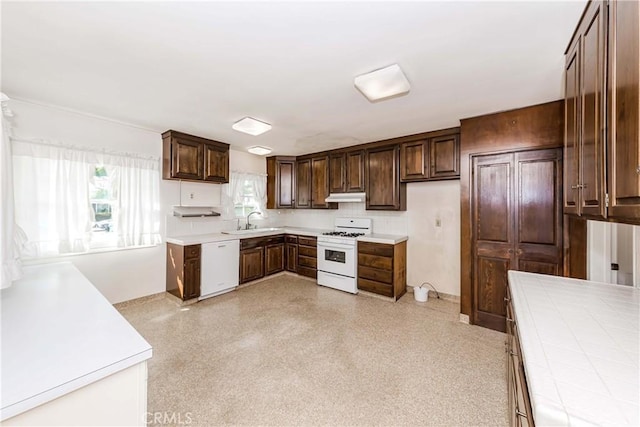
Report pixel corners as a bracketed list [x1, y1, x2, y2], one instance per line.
[247, 146, 272, 156]
[354, 63, 411, 102]
[232, 117, 272, 136]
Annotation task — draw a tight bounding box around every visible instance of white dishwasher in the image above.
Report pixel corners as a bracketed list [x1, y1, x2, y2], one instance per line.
[199, 239, 240, 300]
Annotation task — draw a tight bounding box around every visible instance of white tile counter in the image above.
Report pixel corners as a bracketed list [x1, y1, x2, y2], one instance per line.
[166, 227, 407, 246]
[508, 271, 639, 426]
[0, 262, 152, 421]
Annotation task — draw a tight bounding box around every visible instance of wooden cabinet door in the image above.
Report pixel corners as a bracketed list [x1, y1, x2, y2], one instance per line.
[285, 243, 298, 272]
[311, 155, 336, 209]
[579, 0, 607, 218]
[366, 145, 406, 210]
[472, 152, 514, 332]
[277, 159, 296, 208]
[346, 149, 365, 192]
[513, 149, 563, 276]
[430, 134, 460, 179]
[608, 0, 640, 221]
[204, 143, 229, 183]
[472, 149, 563, 332]
[240, 247, 264, 283]
[564, 37, 581, 215]
[296, 159, 311, 208]
[400, 140, 427, 181]
[267, 157, 296, 209]
[265, 243, 285, 276]
[329, 153, 346, 193]
[184, 257, 201, 300]
[172, 138, 203, 180]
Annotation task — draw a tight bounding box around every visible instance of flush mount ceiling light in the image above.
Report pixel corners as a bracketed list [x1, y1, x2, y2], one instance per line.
[247, 145, 272, 156]
[232, 117, 272, 136]
[354, 63, 411, 102]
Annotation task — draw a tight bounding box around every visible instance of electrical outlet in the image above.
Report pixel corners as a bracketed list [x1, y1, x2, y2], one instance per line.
[435, 218, 441, 227]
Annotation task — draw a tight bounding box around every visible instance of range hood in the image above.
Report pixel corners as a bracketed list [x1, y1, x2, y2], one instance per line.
[324, 192, 366, 203]
[173, 206, 221, 218]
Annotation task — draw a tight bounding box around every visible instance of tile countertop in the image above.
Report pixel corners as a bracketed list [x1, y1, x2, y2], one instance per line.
[166, 227, 407, 246]
[0, 262, 152, 421]
[508, 271, 639, 426]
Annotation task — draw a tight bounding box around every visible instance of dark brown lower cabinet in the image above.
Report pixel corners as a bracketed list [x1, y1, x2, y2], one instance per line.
[240, 247, 264, 284]
[472, 148, 563, 332]
[285, 235, 298, 272]
[265, 243, 285, 275]
[297, 236, 317, 279]
[357, 240, 406, 300]
[240, 235, 285, 284]
[506, 288, 534, 426]
[166, 243, 201, 300]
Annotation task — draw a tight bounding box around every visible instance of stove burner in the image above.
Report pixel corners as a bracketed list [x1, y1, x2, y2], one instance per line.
[322, 231, 365, 238]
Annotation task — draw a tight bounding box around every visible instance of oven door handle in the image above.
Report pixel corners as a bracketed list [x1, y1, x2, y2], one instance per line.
[318, 242, 355, 251]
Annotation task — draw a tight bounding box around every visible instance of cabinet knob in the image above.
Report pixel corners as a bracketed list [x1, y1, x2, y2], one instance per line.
[636, 165, 640, 174]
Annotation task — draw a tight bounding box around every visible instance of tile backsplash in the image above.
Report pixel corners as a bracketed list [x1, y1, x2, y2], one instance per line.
[165, 202, 408, 237]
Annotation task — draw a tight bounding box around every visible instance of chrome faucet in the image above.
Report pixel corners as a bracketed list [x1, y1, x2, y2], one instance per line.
[246, 211, 262, 230]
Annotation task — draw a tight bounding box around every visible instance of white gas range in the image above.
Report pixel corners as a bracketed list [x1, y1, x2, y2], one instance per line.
[317, 218, 372, 294]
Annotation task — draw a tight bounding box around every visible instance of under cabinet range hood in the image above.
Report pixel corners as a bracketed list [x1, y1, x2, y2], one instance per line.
[172, 206, 221, 218]
[324, 192, 366, 203]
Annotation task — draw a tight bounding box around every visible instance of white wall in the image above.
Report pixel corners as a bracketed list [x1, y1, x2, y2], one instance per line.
[406, 181, 460, 297]
[9, 99, 265, 303]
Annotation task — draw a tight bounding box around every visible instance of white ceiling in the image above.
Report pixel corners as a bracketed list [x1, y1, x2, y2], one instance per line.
[2, 1, 586, 156]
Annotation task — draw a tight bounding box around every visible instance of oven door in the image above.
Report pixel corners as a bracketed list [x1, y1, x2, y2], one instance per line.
[317, 241, 356, 278]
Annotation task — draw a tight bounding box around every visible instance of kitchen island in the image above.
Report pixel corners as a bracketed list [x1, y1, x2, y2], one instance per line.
[0, 262, 152, 425]
[508, 271, 639, 426]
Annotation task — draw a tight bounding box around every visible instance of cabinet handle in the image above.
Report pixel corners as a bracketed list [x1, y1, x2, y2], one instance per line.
[515, 410, 527, 418]
[571, 184, 581, 189]
[508, 249, 514, 254]
[636, 166, 640, 174]
[516, 249, 522, 256]
[218, 245, 226, 248]
[509, 350, 518, 357]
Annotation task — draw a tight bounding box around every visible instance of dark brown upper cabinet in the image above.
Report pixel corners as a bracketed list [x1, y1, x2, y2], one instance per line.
[162, 130, 230, 184]
[329, 149, 366, 193]
[563, 0, 607, 219]
[563, 0, 640, 224]
[296, 159, 312, 208]
[366, 145, 406, 211]
[311, 155, 337, 209]
[400, 129, 460, 182]
[267, 156, 296, 209]
[292, 155, 336, 210]
[607, 0, 640, 222]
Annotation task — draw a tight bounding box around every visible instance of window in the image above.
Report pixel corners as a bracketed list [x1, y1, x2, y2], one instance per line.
[12, 138, 161, 257]
[234, 179, 261, 218]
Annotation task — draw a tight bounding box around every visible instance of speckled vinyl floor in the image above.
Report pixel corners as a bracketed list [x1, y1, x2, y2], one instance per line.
[117, 275, 508, 426]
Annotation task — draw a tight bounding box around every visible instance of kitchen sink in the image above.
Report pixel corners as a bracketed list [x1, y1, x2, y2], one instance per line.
[222, 227, 284, 235]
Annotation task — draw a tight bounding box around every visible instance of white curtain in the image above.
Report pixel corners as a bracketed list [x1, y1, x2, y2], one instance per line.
[12, 138, 161, 257]
[104, 155, 161, 247]
[251, 173, 268, 218]
[1, 94, 25, 288]
[221, 172, 244, 220]
[12, 140, 94, 256]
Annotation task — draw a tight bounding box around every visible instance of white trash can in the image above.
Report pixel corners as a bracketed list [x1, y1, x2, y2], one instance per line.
[414, 286, 429, 302]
